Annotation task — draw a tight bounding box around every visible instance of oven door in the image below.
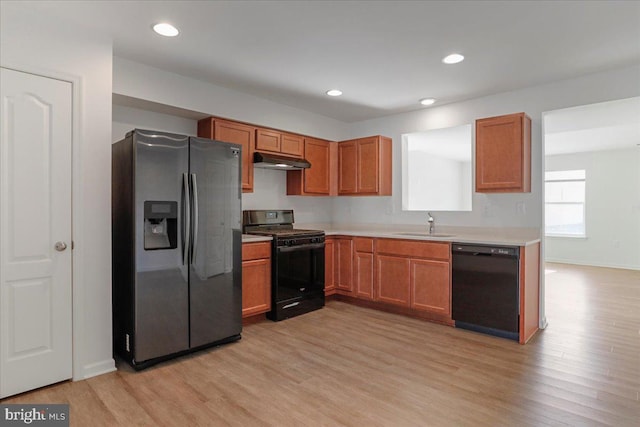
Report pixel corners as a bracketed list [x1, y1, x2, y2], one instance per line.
[274, 242, 325, 303]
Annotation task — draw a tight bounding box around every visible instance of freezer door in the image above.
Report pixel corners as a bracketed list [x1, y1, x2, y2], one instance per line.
[134, 130, 190, 362]
[189, 137, 243, 348]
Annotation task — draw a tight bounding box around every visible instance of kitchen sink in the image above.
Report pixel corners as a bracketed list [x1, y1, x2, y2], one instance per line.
[394, 232, 456, 238]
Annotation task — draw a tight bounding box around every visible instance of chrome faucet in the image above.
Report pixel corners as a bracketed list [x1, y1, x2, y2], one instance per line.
[427, 212, 435, 234]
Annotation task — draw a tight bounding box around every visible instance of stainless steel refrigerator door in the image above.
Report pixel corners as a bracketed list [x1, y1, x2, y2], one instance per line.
[134, 130, 190, 362]
[188, 138, 242, 348]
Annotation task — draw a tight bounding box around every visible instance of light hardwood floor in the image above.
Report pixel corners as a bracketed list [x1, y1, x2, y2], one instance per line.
[2, 263, 639, 426]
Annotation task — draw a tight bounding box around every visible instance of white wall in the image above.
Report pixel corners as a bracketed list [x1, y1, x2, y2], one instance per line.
[1, 6, 115, 378]
[339, 65, 640, 228]
[545, 148, 640, 270]
[243, 169, 334, 223]
[113, 57, 350, 142]
[112, 104, 198, 140]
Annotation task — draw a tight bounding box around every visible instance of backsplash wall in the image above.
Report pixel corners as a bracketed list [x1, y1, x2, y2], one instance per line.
[242, 168, 333, 224]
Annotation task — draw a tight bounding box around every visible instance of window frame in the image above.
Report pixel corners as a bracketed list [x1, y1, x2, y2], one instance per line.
[544, 170, 587, 238]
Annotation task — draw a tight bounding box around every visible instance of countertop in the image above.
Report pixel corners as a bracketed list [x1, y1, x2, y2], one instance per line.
[295, 223, 541, 247]
[241, 234, 273, 243]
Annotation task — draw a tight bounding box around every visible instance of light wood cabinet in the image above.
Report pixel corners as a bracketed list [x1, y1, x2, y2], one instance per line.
[198, 118, 255, 193]
[410, 259, 450, 315]
[476, 112, 531, 193]
[281, 133, 304, 157]
[338, 136, 392, 196]
[324, 238, 336, 296]
[241, 242, 272, 317]
[376, 255, 411, 307]
[338, 140, 358, 194]
[335, 237, 353, 294]
[354, 238, 374, 300]
[375, 239, 450, 315]
[287, 138, 337, 196]
[256, 127, 304, 158]
[256, 128, 281, 153]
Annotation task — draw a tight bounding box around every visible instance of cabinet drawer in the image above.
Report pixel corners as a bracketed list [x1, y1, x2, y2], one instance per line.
[256, 129, 281, 153]
[354, 237, 374, 253]
[376, 239, 450, 261]
[281, 133, 303, 157]
[242, 242, 272, 261]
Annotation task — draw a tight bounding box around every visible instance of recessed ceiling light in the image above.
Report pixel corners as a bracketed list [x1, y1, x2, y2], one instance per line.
[153, 23, 179, 37]
[420, 98, 436, 106]
[442, 53, 464, 64]
[326, 89, 343, 97]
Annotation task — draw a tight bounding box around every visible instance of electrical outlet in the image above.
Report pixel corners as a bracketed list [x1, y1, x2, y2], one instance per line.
[516, 202, 526, 215]
[482, 205, 493, 217]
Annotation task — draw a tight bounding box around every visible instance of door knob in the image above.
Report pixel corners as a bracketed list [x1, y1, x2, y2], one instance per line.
[55, 241, 67, 252]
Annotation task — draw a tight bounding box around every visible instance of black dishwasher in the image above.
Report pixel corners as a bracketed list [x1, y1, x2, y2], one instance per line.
[452, 243, 519, 340]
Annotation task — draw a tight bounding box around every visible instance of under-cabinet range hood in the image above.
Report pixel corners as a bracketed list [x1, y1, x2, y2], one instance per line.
[253, 152, 311, 170]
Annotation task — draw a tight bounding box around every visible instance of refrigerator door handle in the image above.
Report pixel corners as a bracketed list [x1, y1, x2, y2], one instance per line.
[190, 173, 199, 263]
[182, 172, 190, 265]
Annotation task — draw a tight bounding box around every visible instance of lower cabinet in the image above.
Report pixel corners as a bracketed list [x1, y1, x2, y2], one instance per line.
[324, 238, 336, 295]
[410, 258, 450, 316]
[354, 238, 374, 300]
[374, 239, 451, 316]
[335, 237, 353, 294]
[241, 242, 272, 318]
[328, 236, 452, 320]
[376, 255, 410, 306]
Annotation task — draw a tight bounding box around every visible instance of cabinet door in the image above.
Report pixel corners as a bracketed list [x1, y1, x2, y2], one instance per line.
[355, 252, 374, 300]
[335, 238, 353, 293]
[212, 119, 255, 192]
[338, 141, 358, 194]
[475, 113, 531, 193]
[410, 259, 450, 315]
[242, 258, 271, 317]
[281, 133, 304, 157]
[256, 128, 281, 153]
[324, 238, 336, 295]
[375, 255, 410, 307]
[357, 137, 379, 193]
[304, 138, 331, 194]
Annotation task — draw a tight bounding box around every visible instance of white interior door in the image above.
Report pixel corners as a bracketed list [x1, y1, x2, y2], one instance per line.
[0, 67, 73, 398]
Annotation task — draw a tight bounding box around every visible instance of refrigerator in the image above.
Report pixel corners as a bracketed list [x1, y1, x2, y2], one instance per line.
[112, 129, 242, 369]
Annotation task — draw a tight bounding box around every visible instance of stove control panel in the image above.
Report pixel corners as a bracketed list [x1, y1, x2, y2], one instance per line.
[277, 235, 325, 247]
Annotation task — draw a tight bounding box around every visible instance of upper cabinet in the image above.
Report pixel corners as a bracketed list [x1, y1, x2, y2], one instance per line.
[287, 137, 337, 196]
[198, 117, 255, 193]
[338, 135, 392, 196]
[256, 127, 304, 158]
[475, 112, 531, 193]
[198, 115, 392, 197]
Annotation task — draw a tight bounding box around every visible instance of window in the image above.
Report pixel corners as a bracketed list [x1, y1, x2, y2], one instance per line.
[545, 170, 586, 237]
[401, 124, 472, 211]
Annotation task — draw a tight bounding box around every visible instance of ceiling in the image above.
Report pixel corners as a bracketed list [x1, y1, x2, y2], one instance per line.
[545, 97, 640, 155]
[6, 1, 640, 122]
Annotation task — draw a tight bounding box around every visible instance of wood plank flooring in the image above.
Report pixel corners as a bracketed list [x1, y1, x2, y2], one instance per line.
[2, 263, 639, 426]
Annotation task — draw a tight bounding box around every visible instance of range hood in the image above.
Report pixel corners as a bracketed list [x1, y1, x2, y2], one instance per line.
[253, 152, 311, 170]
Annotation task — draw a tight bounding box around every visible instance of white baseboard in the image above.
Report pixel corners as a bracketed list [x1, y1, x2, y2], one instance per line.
[544, 258, 640, 271]
[80, 358, 116, 380]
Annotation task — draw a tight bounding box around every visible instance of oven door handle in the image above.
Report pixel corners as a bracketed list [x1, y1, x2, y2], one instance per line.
[277, 242, 325, 253]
